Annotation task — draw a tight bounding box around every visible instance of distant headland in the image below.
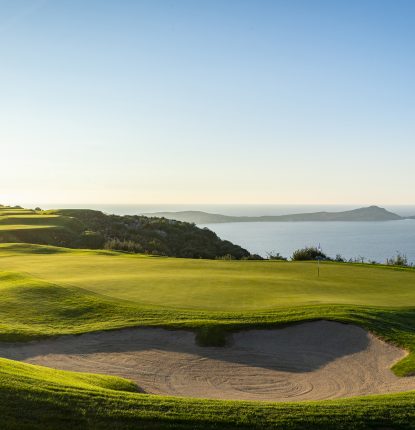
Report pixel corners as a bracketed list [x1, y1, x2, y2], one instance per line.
[144, 206, 414, 224]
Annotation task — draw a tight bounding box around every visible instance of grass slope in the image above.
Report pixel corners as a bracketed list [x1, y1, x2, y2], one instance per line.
[1, 243, 415, 310]
[0, 208, 83, 247]
[1, 242, 415, 428]
[0, 243, 415, 375]
[1, 356, 415, 429]
[0, 225, 58, 231]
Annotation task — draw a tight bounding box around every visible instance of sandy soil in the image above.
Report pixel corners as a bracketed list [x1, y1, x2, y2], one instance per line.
[1, 321, 415, 401]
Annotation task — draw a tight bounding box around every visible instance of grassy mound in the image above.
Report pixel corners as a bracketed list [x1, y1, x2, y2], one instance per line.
[0, 356, 414, 429]
[0, 357, 138, 393]
[1, 242, 415, 428]
[0, 243, 415, 375]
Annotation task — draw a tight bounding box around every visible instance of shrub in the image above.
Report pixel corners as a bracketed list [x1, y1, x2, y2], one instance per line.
[47, 209, 252, 259]
[195, 326, 227, 347]
[266, 251, 287, 261]
[291, 246, 328, 261]
[386, 252, 409, 267]
[104, 238, 143, 253]
[241, 254, 264, 260]
[335, 254, 345, 262]
[79, 231, 105, 249]
[216, 254, 235, 260]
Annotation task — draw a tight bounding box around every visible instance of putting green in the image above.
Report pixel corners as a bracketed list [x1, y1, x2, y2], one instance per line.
[0, 243, 414, 311]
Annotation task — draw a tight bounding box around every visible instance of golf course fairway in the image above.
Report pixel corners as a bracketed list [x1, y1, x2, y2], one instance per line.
[1, 243, 415, 429]
[1, 243, 415, 310]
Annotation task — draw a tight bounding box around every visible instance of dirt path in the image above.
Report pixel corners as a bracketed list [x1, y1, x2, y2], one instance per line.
[1, 321, 415, 401]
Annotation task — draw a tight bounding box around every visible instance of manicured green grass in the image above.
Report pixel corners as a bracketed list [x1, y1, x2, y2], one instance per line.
[1, 243, 415, 310]
[0, 210, 83, 248]
[1, 242, 415, 429]
[1, 355, 415, 430]
[0, 214, 60, 223]
[0, 225, 59, 231]
[0, 357, 138, 393]
[0, 210, 35, 216]
[0, 243, 414, 375]
[0, 214, 78, 230]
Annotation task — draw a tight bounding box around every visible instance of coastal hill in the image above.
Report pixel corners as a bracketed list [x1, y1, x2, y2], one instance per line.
[0, 205, 251, 259]
[144, 205, 405, 224]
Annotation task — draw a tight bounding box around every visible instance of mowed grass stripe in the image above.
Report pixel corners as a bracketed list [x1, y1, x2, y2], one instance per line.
[0, 225, 61, 231]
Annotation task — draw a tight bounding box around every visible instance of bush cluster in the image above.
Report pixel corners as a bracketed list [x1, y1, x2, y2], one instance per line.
[386, 252, 409, 267]
[291, 246, 328, 261]
[267, 247, 413, 267]
[266, 251, 287, 261]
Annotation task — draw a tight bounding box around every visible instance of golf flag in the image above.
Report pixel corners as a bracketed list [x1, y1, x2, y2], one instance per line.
[317, 243, 321, 277]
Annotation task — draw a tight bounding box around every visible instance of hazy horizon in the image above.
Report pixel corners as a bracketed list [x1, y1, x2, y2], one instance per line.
[9, 202, 415, 218]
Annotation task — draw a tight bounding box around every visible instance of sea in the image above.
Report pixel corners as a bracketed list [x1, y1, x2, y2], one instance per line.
[35, 204, 415, 264]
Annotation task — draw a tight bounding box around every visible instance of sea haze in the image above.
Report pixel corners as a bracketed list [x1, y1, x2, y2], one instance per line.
[35, 204, 415, 264]
[34, 204, 415, 217]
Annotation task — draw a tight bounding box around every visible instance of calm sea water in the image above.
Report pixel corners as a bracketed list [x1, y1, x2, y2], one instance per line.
[199, 220, 415, 264]
[36, 204, 415, 264]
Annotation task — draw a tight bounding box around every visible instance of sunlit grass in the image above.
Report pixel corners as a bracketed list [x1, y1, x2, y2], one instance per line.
[0, 242, 415, 428]
[0, 243, 414, 310]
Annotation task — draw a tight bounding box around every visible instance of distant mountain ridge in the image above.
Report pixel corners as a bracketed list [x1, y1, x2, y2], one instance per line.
[144, 206, 408, 224]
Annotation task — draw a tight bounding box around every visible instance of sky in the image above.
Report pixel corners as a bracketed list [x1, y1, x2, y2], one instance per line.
[1, 0, 414, 206]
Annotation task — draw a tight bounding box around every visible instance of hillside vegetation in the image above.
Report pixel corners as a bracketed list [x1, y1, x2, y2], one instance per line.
[0, 205, 250, 259]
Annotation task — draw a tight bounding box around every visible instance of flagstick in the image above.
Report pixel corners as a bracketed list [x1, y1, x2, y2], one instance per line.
[317, 243, 322, 278]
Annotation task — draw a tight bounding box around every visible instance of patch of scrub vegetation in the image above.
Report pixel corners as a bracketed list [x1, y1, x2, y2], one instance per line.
[195, 325, 228, 346]
[49, 208, 253, 258]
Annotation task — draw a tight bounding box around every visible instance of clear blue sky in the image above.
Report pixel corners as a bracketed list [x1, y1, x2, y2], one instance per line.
[1, 0, 414, 205]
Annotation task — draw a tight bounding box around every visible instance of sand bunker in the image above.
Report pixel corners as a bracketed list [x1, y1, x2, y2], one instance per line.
[1, 321, 415, 401]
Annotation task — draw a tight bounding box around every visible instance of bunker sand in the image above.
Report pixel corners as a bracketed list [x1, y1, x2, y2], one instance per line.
[1, 321, 414, 401]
